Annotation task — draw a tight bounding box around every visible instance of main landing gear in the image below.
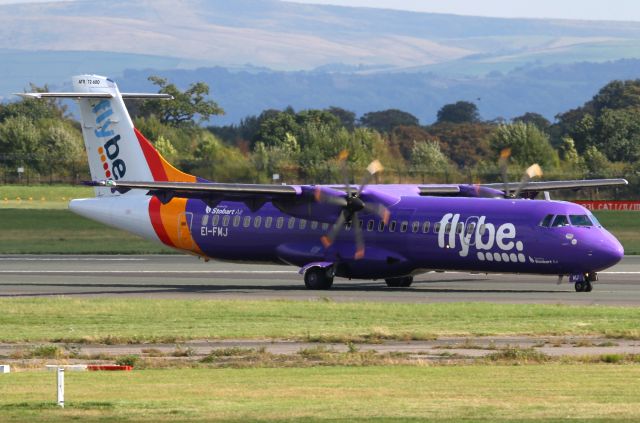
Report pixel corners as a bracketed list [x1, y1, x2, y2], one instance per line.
[385, 276, 413, 288]
[304, 267, 334, 290]
[574, 272, 597, 292]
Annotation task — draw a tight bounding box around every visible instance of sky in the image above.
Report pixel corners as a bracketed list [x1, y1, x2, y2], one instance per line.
[291, 0, 640, 22]
[1, 0, 639, 22]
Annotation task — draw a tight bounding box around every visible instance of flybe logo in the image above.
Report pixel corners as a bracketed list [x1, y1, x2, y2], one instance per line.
[437, 213, 527, 264]
[92, 100, 126, 180]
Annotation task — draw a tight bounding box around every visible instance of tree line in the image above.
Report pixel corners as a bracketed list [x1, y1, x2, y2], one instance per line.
[1, 77, 639, 197]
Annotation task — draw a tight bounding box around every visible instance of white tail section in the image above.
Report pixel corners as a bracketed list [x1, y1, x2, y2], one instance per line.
[73, 75, 153, 196]
[17, 74, 197, 196]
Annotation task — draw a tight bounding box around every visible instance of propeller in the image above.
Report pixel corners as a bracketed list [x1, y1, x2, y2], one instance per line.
[316, 151, 390, 260]
[497, 148, 543, 198]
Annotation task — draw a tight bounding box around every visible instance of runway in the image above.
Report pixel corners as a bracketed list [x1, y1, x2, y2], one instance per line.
[0, 255, 638, 304]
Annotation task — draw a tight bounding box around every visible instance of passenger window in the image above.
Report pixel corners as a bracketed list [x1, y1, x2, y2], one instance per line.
[434, 222, 441, 233]
[412, 221, 420, 233]
[243, 216, 251, 228]
[288, 217, 296, 229]
[322, 222, 329, 231]
[400, 221, 408, 232]
[570, 215, 593, 227]
[478, 224, 486, 236]
[311, 221, 318, 230]
[378, 220, 386, 232]
[254, 216, 262, 228]
[299, 219, 307, 230]
[367, 220, 375, 231]
[222, 215, 230, 227]
[422, 221, 430, 233]
[445, 223, 451, 234]
[265, 216, 273, 228]
[358, 219, 364, 229]
[539, 214, 554, 227]
[233, 215, 241, 227]
[389, 221, 397, 232]
[276, 217, 284, 229]
[345, 221, 352, 231]
[201, 215, 209, 226]
[552, 215, 569, 227]
[212, 214, 220, 226]
[456, 223, 463, 234]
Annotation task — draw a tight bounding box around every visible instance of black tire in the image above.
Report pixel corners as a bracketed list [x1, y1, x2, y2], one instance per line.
[385, 276, 413, 288]
[304, 268, 333, 290]
[575, 281, 585, 292]
[584, 281, 593, 292]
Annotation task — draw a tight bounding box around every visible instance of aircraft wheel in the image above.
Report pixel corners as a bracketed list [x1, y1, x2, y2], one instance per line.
[574, 281, 586, 292]
[304, 268, 334, 290]
[584, 281, 593, 292]
[385, 276, 413, 288]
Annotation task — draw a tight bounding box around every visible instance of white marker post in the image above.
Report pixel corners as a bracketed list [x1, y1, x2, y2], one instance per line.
[57, 367, 64, 408]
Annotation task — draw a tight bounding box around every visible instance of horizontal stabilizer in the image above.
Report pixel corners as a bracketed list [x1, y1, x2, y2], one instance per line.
[16, 92, 173, 100]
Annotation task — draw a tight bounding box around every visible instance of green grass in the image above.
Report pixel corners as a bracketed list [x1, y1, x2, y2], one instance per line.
[0, 209, 172, 254]
[0, 185, 93, 209]
[2, 298, 640, 343]
[1, 365, 639, 421]
[595, 210, 640, 254]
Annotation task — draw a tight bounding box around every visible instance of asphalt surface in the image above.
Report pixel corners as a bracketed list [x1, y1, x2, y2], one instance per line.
[0, 255, 638, 304]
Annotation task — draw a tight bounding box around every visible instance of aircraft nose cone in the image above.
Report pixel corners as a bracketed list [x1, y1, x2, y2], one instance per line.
[590, 233, 624, 270]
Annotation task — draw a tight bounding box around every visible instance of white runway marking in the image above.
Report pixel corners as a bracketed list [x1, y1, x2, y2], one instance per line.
[0, 258, 146, 261]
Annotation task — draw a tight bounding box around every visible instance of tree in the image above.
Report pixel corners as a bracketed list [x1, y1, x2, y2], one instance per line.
[325, 106, 356, 130]
[0, 84, 68, 123]
[423, 122, 494, 167]
[255, 110, 300, 148]
[390, 125, 437, 160]
[490, 122, 559, 170]
[513, 112, 551, 133]
[359, 109, 419, 133]
[436, 101, 480, 124]
[139, 76, 224, 126]
[410, 140, 451, 180]
[593, 108, 640, 162]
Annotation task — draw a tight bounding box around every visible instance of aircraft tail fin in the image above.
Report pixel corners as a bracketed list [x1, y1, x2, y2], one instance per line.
[18, 74, 197, 196]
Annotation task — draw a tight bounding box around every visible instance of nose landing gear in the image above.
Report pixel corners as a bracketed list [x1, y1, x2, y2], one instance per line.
[573, 272, 597, 292]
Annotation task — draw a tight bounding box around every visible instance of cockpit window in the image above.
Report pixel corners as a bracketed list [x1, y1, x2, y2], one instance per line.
[539, 214, 554, 227]
[551, 215, 569, 227]
[569, 215, 593, 227]
[589, 213, 602, 227]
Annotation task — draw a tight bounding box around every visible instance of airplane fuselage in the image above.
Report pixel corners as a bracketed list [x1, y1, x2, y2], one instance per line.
[71, 191, 623, 280]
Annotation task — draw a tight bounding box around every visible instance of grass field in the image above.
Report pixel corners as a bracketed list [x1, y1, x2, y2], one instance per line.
[2, 298, 640, 343]
[0, 185, 94, 209]
[0, 209, 173, 254]
[1, 365, 639, 421]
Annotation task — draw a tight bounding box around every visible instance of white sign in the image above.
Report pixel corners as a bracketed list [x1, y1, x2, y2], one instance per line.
[57, 368, 64, 408]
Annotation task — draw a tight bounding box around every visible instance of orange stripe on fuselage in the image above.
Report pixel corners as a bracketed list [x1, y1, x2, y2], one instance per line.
[154, 197, 203, 255]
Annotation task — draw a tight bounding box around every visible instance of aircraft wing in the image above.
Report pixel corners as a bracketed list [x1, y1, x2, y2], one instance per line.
[482, 178, 629, 194]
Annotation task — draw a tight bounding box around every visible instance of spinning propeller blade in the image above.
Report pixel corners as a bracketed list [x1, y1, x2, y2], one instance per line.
[316, 154, 389, 260]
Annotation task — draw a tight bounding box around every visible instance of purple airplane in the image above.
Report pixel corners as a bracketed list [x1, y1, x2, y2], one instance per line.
[19, 75, 627, 292]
